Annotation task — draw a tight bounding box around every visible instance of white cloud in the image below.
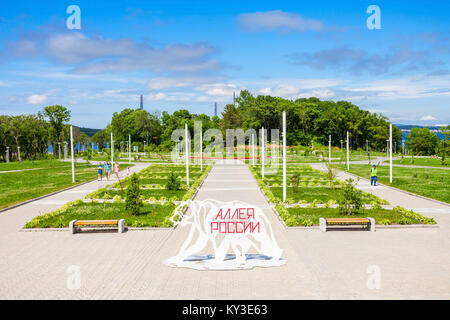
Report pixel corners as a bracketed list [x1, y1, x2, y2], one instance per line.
[27, 94, 48, 105]
[148, 76, 224, 90]
[12, 32, 221, 74]
[420, 115, 437, 121]
[238, 10, 325, 32]
[195, 83, 239, 97]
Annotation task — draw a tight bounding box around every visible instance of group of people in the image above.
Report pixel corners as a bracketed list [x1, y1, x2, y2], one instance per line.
[97, 161, 121, 181]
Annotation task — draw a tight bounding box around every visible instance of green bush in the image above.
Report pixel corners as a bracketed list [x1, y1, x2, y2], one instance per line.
[338, 178, 363, 215]
[291, 173, 300, 193]
[166, 171, 181, 191]
[125, 173, 143, 215]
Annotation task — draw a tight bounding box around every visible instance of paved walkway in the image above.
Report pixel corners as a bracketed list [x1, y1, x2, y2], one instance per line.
[0, 161, 449, 299]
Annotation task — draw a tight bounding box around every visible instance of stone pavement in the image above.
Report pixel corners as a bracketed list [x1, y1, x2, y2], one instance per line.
[0, 161, 449, 299]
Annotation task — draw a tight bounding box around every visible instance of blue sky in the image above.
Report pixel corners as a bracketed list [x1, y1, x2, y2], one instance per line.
[0, 0, 449, 128]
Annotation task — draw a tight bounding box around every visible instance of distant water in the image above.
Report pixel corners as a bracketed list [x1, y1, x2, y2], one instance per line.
[401, 131, 444, 141]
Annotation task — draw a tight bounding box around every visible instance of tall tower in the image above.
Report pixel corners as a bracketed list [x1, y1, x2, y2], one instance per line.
[140, 94, 143, 110]
[214, 102, 217, 117]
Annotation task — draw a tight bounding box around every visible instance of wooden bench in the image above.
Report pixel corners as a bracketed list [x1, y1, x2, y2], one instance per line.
[319, 217, 375, 232]
[69, 219, 125, 234]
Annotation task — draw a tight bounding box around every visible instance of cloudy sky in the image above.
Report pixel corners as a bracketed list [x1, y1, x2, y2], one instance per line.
[0, 0, 449, 128]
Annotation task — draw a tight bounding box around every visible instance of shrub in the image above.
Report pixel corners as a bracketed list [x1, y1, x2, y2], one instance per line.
[285, 216, 297, 227]
[291, 173, 300, 193]
[325, 163, 337, 187]
[338, 178, 363, 215]
[166, 171, 181, 190]
[125, 173, 143, 215]
[301, 219, 314, 227]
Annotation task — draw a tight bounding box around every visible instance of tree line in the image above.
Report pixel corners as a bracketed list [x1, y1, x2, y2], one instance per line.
[1, 92, 447, 161]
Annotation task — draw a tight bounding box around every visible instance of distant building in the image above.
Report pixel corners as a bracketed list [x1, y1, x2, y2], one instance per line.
[214, 102, 217, 117]
[140, 94, 144, 110]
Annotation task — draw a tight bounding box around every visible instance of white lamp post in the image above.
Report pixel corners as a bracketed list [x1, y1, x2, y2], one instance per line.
[111, 132, 114, 164]
[70, 126, 75, 183]
[128, 135, 131, 164]
[390, 124, 393, 183]
[346, 131, 350, 170]
[329, 134, 331, 164]
[261, 127, 265, 178]
[252, 134, 255, 166]
[185, 124, 189, 186]
[200, 129, 203, 172]
[282, 112, 287, 202]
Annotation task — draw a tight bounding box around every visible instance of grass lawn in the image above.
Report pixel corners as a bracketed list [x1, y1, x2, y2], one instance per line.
[24, 201, 176, 228]
[277, 206, 436, 227]
[0, 162, 115, 210]
[0, 159, 72, 171]
[388, 157, 448, 167]
[86, 164, 210, 201]
[270, 187, 382, 204]
[249, 164, 388, 205]
[339, 164, 450, 203]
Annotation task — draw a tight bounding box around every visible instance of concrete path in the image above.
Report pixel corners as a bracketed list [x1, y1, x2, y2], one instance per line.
[0, 161, 449, 299]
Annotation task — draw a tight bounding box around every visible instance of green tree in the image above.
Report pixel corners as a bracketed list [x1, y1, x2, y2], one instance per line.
[125, 173, 143, 215]
[220, 104, 243, 131]
[338, 179, 363, 215]
[406, 128, 439, 155]
[42, 105, 71, 152]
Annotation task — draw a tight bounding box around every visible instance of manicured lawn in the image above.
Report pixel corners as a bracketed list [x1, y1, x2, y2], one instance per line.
[339, 164, 450, 203]
[24, 201, 176, 228]
[86, 164, 210, 201]
[270, 187, 382, 204]
[0, 162, 106, 209]
[0, 159, 72, 171]
[277, 207, 436, 227]
[388, 157, 448, 167]
[249, 164, 388, 205]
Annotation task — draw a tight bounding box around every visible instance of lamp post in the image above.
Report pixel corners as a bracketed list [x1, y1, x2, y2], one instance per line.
[329, 134, 331, 164]
[17, 146, 21, 161]
[200, 129, 203, 172]
[282, 111, 287, 203]
[111, 132, 114, 164]
[252, 134, 255, 166]
[346, 131, 350, 170]
[390, 124, 393, 183]
[128, 135, 131, 164]
[6, 146, 9, 163]
[58, 142, 61, 160]
[261, 127, 265, 178]
[185, 123, 189, 186]
[70, 126, 75, 183]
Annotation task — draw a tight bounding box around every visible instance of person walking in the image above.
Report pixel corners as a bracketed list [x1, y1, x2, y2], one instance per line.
[114, 161, 120, 180]
[97, 162, 103, 181]
[370, 164, 378, 186]
[105, 161, 111, 181]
